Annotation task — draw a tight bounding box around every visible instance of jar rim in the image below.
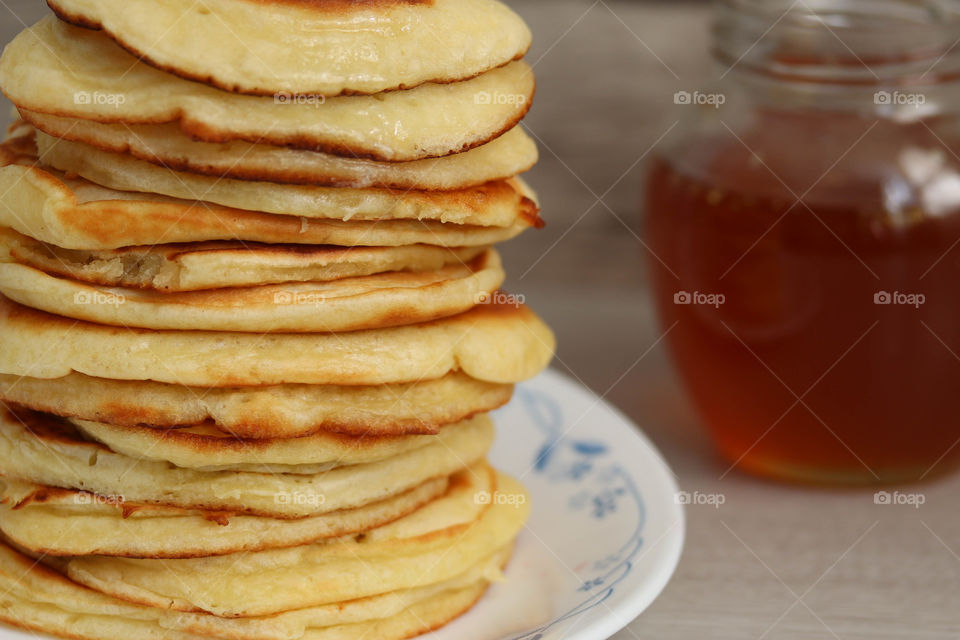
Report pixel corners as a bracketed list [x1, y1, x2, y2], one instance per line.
[713, 0, 960, 86]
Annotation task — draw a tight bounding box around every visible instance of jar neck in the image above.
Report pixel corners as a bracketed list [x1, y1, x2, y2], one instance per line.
[712, 0, 960, 118]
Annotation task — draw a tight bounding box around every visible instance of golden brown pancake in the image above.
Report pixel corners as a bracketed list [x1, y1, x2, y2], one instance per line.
[68, 417, 445, 471]
[0, 407, 493, 518]
[0, 125, 540, 249]
[0, 536, 505, 640]
[53, 469, 528, 616]
[0, 17, 535, 161]
[0, 295, 556, 386]
[45, 0, 532, 96]
[0, 227, 489, 292]
[31, 118, 538, 190]
[0, 370, 512, 438]
[0, 474, 449, 558]
[0, 249, 505, 332]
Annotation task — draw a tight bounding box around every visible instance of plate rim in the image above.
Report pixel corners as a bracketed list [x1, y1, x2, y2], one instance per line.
[505, 368, 685, 640]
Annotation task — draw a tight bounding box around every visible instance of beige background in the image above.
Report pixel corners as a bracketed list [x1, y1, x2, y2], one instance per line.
[2, 1, 959, 638]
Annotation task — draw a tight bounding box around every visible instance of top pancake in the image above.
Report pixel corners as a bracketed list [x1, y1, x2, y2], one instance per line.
[0, 17, 534, 162]
[46, 0, 532, 97]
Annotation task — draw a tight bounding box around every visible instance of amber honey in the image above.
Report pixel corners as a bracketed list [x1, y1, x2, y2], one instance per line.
[645, 119, 960, 484]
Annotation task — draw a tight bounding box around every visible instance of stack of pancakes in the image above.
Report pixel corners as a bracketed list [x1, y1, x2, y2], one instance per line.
[0, 1, 553, 638]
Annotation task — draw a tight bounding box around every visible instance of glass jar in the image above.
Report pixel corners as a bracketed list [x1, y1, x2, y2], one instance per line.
[645, 0, 960, 484]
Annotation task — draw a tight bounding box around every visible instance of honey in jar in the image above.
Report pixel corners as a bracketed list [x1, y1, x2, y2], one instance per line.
[645, 0, 960, 484]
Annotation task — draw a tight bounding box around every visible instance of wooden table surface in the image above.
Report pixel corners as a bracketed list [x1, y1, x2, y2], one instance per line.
[2, 1, 959, 638]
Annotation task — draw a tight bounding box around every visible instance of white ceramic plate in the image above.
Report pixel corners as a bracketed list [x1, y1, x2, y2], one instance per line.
[0, 369, 683, 640]
[436, 368, 685, 640]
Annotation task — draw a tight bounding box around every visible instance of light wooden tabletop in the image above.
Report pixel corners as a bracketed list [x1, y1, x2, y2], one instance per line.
[2, 1, 958, 638]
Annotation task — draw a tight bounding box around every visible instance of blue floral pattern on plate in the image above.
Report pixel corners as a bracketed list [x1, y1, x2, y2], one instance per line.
[424, 368, 688, 640]
[508, 385, 649, 640]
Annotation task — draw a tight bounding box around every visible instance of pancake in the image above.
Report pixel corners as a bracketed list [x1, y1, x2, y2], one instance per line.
[0, 296, 556, 386]
[69, 418, 454, 471]
[0, 162, 530, 250]
[45, 0, 531, 96]
[56, 470, 529, 616]
[0, 249, 504, 332]
[0, 227, 488, 292]
[0, 474, 450, 558]
[1, 17, 535, 162]
[161, 547, 509, 640]
[0, 537, 505, 640]
[0, 371, 511, 438]
[31, 118, 538, 190]
[0, 128, 540, 249]
[17, 125, 541, 228]
[0, 407, 493, 518]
